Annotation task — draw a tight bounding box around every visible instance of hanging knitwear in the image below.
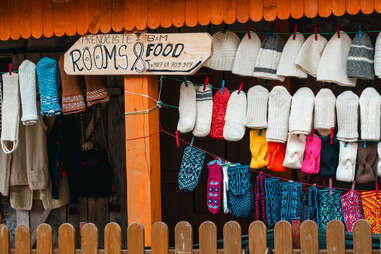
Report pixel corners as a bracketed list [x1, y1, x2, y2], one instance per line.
[361, 191, 381, 233]
[356, 142, 378, 184]
[265, 177, 281, 227]
[255, 172, 267, 223]
[301, 132, 322, 174]
[210, 88, 230, 139]
[84, 76, 110, 107]
[306, 185, 319, 225]
[206, 158, 223, 214]
[280, 181, 303, 223]
[193, 85, 213, 137]
[340, 190, 364, 232]
[319, 136, 339, 177]
[250, 129, 268, 169]
[222, 162, 236, 214]
[267, 142, 287, 172]
[318, 188, 343, 230]
[19, 60, 38, 125]
[228, 165, 253, 218]
[36, 57, 61, 117]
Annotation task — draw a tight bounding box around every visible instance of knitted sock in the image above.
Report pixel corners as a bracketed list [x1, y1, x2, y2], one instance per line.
[36, 57, 61, 117]
[306, 185, 319, 224]
[255, 172, 267, 222]
[264, 177, 281, 227]
[280, 182, 303, 223]
[177, 82, 196, 133]
[267, 142, 287, 172]
[336, 91, 359, 142]
[356, 142, 378, 184]
[85, 76, 110, 107]
[19, 60, 38, 125]
[206, 159, 223, 214]
[210, 88, 230, 139]
[193, 85, 213, 137]
[289, 87, 314, 135]
[178, 145, 206, 192]
[266, 86, 292, 143]
[283, 133, 306, 169]
[318, 188, 343, 230]
[378, 142, 381, 177]
[223, 91, 247, 141]
[314, 89, 336, 136]
[250, 129, 268, 169]
[246, 85, 269, 129]
[340, 190, 364, 232]
[301, 132, 322, 174]
[361, 191, 381, 233]
[1, 73, 20, 154]
[222, 162, 236, 214]
[319, 136, 339, 177]
[336, 141, 358, 182]
[359, 87, 380, 141]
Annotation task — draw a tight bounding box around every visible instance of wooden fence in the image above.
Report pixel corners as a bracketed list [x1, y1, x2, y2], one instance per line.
[0, 219, 378, 253]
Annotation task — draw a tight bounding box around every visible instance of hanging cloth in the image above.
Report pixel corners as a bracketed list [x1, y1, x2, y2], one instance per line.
[84, 76, 110, 107]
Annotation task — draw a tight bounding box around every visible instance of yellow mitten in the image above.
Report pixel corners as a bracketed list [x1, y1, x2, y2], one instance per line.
[250, 129, 268, 169]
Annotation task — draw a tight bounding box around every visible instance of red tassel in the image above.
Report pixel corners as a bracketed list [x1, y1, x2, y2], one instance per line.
[176, 130, 180, 148]
[330, 128, 333, 144]
[293, 24, 297, 40]
[337, 24, 340, 38]
[245, 23, 251, 39]
[237, 82, 244, 95]
[8, 63, 11, 75]
[314, 24, 317, 40]
[203, 77, 209, 91]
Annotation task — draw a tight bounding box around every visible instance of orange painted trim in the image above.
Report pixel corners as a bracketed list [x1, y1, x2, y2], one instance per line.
[185, 0, 199, 27]
[304, 0, 318, 18]
[347, 0, 361, 14]
[318, 0, 332, 17]
[375, 0, 381, 13]
[100, 0, 112, 34]
[65, 0, 78, 36]
[112, 0, 124, 32]
[53, 3, 66, 37]
[148, 0, 161, 30]
[0, 0, 10, 41]
[88, 0, 101, 34]
[211, 0, 224, 25]
[77, 0, 89, 35]
[277, 0, 291, 20]
[332, 0, 346, 16]
[160, 0, 173, 29]
[136, 0, 148, 31]
[20, 0, 32, 39]
[9, 0, 21, 40]
[237, 0, 250, 23]
[290, 0, 304, 19]
[198, 0, 211, 26]
[361, 0, 374, 14]
[250, 0, 264, 21]
[224, 0, 237, 24]
[173, 0, 186, 28]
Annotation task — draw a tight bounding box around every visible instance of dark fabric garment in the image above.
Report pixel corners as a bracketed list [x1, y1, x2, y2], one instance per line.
[319, 136, 339, 177]
[356, 141, 378, 184]
[47, 116, 63, 199]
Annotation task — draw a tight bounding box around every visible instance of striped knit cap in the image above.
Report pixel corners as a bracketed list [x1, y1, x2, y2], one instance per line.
[347, 32, 375, 80]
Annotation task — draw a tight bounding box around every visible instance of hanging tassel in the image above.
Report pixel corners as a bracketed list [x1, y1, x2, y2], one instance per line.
[176, 130, 180, 148]
[293, 23, 297, 40]
[329, 178, 333, 195]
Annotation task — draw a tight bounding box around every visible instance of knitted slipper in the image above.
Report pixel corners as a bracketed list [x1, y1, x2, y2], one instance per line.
[206, 158, 224, 214]
[361, 191, 381, 233]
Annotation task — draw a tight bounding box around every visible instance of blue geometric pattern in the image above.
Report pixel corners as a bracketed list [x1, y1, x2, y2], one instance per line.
[280, 181, 303, 223]
[228, 165, 253, 218]
[178, 146, 206, 192]
[265, 177, 281, 227]
[306, 185, 319, 226]
[318, 188, 343, 230]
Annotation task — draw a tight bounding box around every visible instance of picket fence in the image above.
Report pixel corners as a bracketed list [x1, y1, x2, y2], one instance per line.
[0, 219, 378, 253]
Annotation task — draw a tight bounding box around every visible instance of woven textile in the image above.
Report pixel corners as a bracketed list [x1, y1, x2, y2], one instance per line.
[228, 165, 253, 218]
[318, 188, 343, 230]
[178, 146, 206, 192]
[361, 191, 381, 233]
[255, 172, 267, 223]
[265, 177, 281, 227]
[340, 190, 364, 232]
[306, 185, 319, 225]
[280, 182, 303, 223]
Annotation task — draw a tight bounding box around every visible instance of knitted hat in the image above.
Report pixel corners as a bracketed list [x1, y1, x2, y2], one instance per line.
[246, 85, 269, 129]
[19, 60, 38, 126]
[283, 133, 306, 169]
[223, 91, 247, 141]
[232, 32, 261, 76]
[340, 190, 364, 232]
[347, 32, 375, 80]
[253, 34, 285, 81]
[374, 32, 381, 78]
[193, 85, 213, 137]
[267, 142, 287, 172]
[288, 87, 315, 135]
[250, 129, 268, 169]
[319, 136, 339, 177]
[356, 142, 378, 184]
[295, 34, 328, 77]
[204, 31, 240, 71]
[336, 141, 358, 182]
[277, 33, 307, 78]
[266, 86, 292, 143]
[280, 182, 303, 223]
[210, 88, 230, 139]
[36, 57, 62, 116]
[264, 177, 281, 227]
[336, 91, 359, 142]
[361, 191, 381, 233]
[359, 87, 380, 141]
[378, 142, 381, 177]
[301, 132, 322, 174]
[318, 188, 343, 230]
[317, 31, 357, 87]
[314, 88, 336, 136]
[177, 82, 196, 133]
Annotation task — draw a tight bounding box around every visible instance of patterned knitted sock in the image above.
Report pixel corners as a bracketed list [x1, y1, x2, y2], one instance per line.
[206, 159, 223, 214]
[306, 185, 319, 225]
[178, 145, 206, 192]
[267, 142, 287, 172]
[250, 129, 268, 169]
[318, 188, 343, 230]
[210, 88, 230, 140]
[378, 142, 381, 177]
[265, 177, 281, 227]
[340, 190, 364, 232]
[361, 191, 381, 233]
[280, 182, 303, 223]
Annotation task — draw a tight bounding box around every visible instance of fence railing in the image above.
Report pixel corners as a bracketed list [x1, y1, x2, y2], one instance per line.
[0, 219, 378, 253]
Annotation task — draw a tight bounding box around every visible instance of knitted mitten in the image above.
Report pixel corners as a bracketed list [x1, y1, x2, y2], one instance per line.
[314, 89, 336, 136]
[193, 85, 213, 137]
[340, 190, 364, 232]
[318, 188, 343, 230]
[356, 142, 378, 184]
[336, 141, 358, 182]
[336, 91, 359, 142]
[267, 142, 287, 172]
[266, 86, 292, 143]
[264, 177, 281, 227]
[246, 85, 269, 129]
[289, 87, 314, 135]
[19, 60, 38, 125]
[301, 132, 322, 174]
[361, 191, 381, 233]
[306, 185, 319, 224]
[283, 133, 307, 169]
[359, 87, 380, 141]
[319, 136, 339, 177]
[177, 82, 196, 133]
[378, 142, 381, 177]
[207, 159, 223, 214]
[280, 182, 303, 223]
[178, 145, 206, 192]
[223, 91, 247, 141]
[210, 88, 230, 139]
[250, 129, 268, 169]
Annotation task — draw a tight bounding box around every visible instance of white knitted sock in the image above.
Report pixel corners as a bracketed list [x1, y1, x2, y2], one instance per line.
[193, 85, 213, 137]
[336, 91, 359, 142]
[377, 142, 381, 177]
[223, 91, 247, 141]
[246, 85, 269, 129]
[19, 60, 38, 126]
[314, 88, 336, 136]
[288, 87, 314, 135]
[177, 82, 196, 133]
[1, 73, 20, 154]
[336, 141, 357, 182]
[283, 133, 307, 169]
[359, 87, 380, 141]
[266, 86, 292, 143]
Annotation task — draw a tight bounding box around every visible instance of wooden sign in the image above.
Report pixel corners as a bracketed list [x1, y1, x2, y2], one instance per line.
[64, 33, 213, 75]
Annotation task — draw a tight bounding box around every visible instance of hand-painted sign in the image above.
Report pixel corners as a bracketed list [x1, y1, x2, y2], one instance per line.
[64, 33, 213, 75]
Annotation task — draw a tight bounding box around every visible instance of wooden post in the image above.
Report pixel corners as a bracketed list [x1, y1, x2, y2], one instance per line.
[124, 75, 162, 245]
